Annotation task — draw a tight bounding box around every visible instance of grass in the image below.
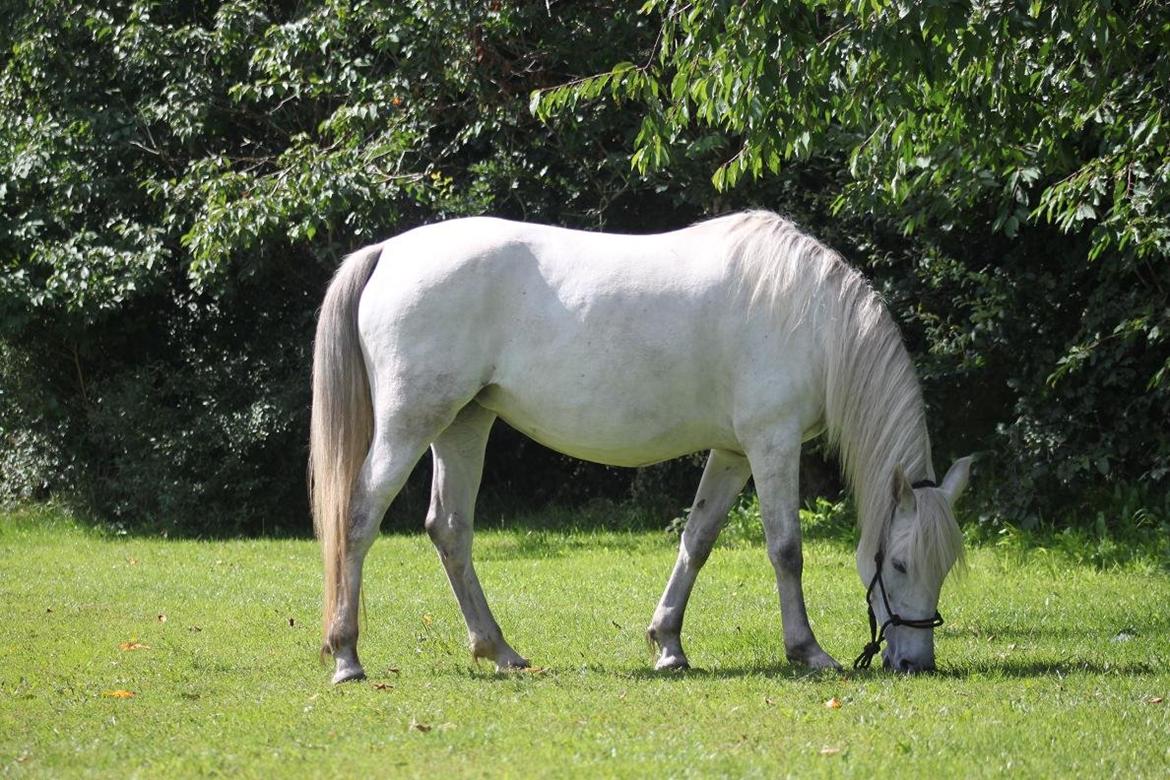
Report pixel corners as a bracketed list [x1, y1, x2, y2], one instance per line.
[2, 504, 1169, 778]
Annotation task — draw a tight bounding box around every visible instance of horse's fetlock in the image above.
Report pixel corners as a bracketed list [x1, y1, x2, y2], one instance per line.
[469, 633, 498, 661]
[327, 622, 358, 654]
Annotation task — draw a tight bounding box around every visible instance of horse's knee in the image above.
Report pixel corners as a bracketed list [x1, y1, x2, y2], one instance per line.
[767, 536, 802, 576]
[680, 525, 719, 568]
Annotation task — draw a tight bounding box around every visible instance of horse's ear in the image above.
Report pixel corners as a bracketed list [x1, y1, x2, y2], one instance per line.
[892, 465, 915, 513]
[940, 456, 974, 506]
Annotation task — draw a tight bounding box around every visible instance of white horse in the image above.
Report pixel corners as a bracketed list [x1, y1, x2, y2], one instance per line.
[309, 211, 971, 683]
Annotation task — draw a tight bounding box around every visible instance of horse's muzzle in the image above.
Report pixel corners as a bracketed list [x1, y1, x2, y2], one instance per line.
[884, 655, 936, 674]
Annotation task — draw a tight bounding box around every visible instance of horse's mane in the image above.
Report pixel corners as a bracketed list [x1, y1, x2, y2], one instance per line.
[702, 210, 963, 580]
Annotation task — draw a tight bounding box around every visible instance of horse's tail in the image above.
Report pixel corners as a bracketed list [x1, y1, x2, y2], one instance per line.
[309, 243, 382, 653]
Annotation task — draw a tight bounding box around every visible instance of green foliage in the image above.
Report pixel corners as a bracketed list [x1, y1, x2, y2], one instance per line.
[0, 0, 667, 533]
[688, 493, 855, 548]
[977, 483, 1170, 571]
[534, 0, 1170, 523]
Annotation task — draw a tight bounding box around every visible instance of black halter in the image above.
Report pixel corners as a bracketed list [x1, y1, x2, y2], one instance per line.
[852, 479, 945, 670]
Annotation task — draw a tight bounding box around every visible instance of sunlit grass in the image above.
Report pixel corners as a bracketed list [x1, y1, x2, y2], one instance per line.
[1, 506, 1168, 777]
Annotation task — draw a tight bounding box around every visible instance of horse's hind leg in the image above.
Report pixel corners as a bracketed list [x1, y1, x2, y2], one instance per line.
[648, 449, 751, 670]
[330, 413, 445, 684]
[426, 402, 529, 671]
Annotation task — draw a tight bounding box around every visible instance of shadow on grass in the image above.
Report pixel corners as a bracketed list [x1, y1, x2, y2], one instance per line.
[452, 663, 824, 684]
[626, 655, 1166, 680]
[447, 655, 1167, 686]
[957, 607, 1170, 643]
[935, 658, 1166, 678]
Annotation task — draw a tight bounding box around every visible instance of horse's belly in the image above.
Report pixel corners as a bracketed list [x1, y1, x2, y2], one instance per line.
[475, 380, 737, 468]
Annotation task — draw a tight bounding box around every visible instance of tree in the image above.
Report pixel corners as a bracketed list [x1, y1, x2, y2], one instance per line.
[535, 0, 1170, 522]
[0, 0, 668, 532]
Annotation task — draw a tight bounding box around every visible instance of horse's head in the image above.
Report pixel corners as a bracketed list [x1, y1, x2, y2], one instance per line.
[857, 457, 972, 673]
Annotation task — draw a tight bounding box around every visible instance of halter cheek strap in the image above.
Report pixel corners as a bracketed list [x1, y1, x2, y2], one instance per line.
[852, 479, 945, 670]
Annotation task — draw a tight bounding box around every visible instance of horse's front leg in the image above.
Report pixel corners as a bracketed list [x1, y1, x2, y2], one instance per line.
[648, 449, 751, 670]
[747, 430, 841, 670]
[427, 403, 529, 671]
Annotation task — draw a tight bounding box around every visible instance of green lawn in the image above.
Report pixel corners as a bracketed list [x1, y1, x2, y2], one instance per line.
[1, 506, 1168, 778]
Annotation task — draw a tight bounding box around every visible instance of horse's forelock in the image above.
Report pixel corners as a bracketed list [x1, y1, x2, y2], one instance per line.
[899, 489, 966, 583]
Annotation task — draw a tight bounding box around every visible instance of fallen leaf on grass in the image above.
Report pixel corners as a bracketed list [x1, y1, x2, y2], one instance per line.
[118, 641, 150, 651]
[421, 614, 433, 627]
[156, 614, 166, 623]
[385, 667, 400, 675]
[824, 697, 842, 709]
[524, 666, 548, 675]
[126, 557, 138, 566]
[409, 718, 432, 733]
[288, 617, 295, 627]
[102, 690, 135, 699]
[371, 682, 393, 691]
[1147, 696, 1164, 704]
[764, 697, 774, 706]
[820, 746, 842, 756]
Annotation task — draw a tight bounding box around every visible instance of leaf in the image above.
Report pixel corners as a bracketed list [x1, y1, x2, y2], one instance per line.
[409, 718, 432, 733]
[1147, 696, 1165, 704]
[119, 641, 150, 651]
[820, 745, 842, 755]
[156, 614, 166, 623]
[371, 682, 393, 691]
[102, 690, 135, 698]
[824, 697, 842, 709]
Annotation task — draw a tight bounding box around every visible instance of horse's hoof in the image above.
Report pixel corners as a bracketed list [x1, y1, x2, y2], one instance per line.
[655, 653, 690, 671]
[332, 660, 367, 684]
[493, 650, 531, 672]
[800, 653, 842, 671]
[494, 658, 531, 672]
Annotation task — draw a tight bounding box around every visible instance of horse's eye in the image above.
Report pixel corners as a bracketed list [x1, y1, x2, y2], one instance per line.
[891, 560, 907, 574]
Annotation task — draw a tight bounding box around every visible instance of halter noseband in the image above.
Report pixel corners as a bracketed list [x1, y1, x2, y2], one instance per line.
[852, 479, 945, 670]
